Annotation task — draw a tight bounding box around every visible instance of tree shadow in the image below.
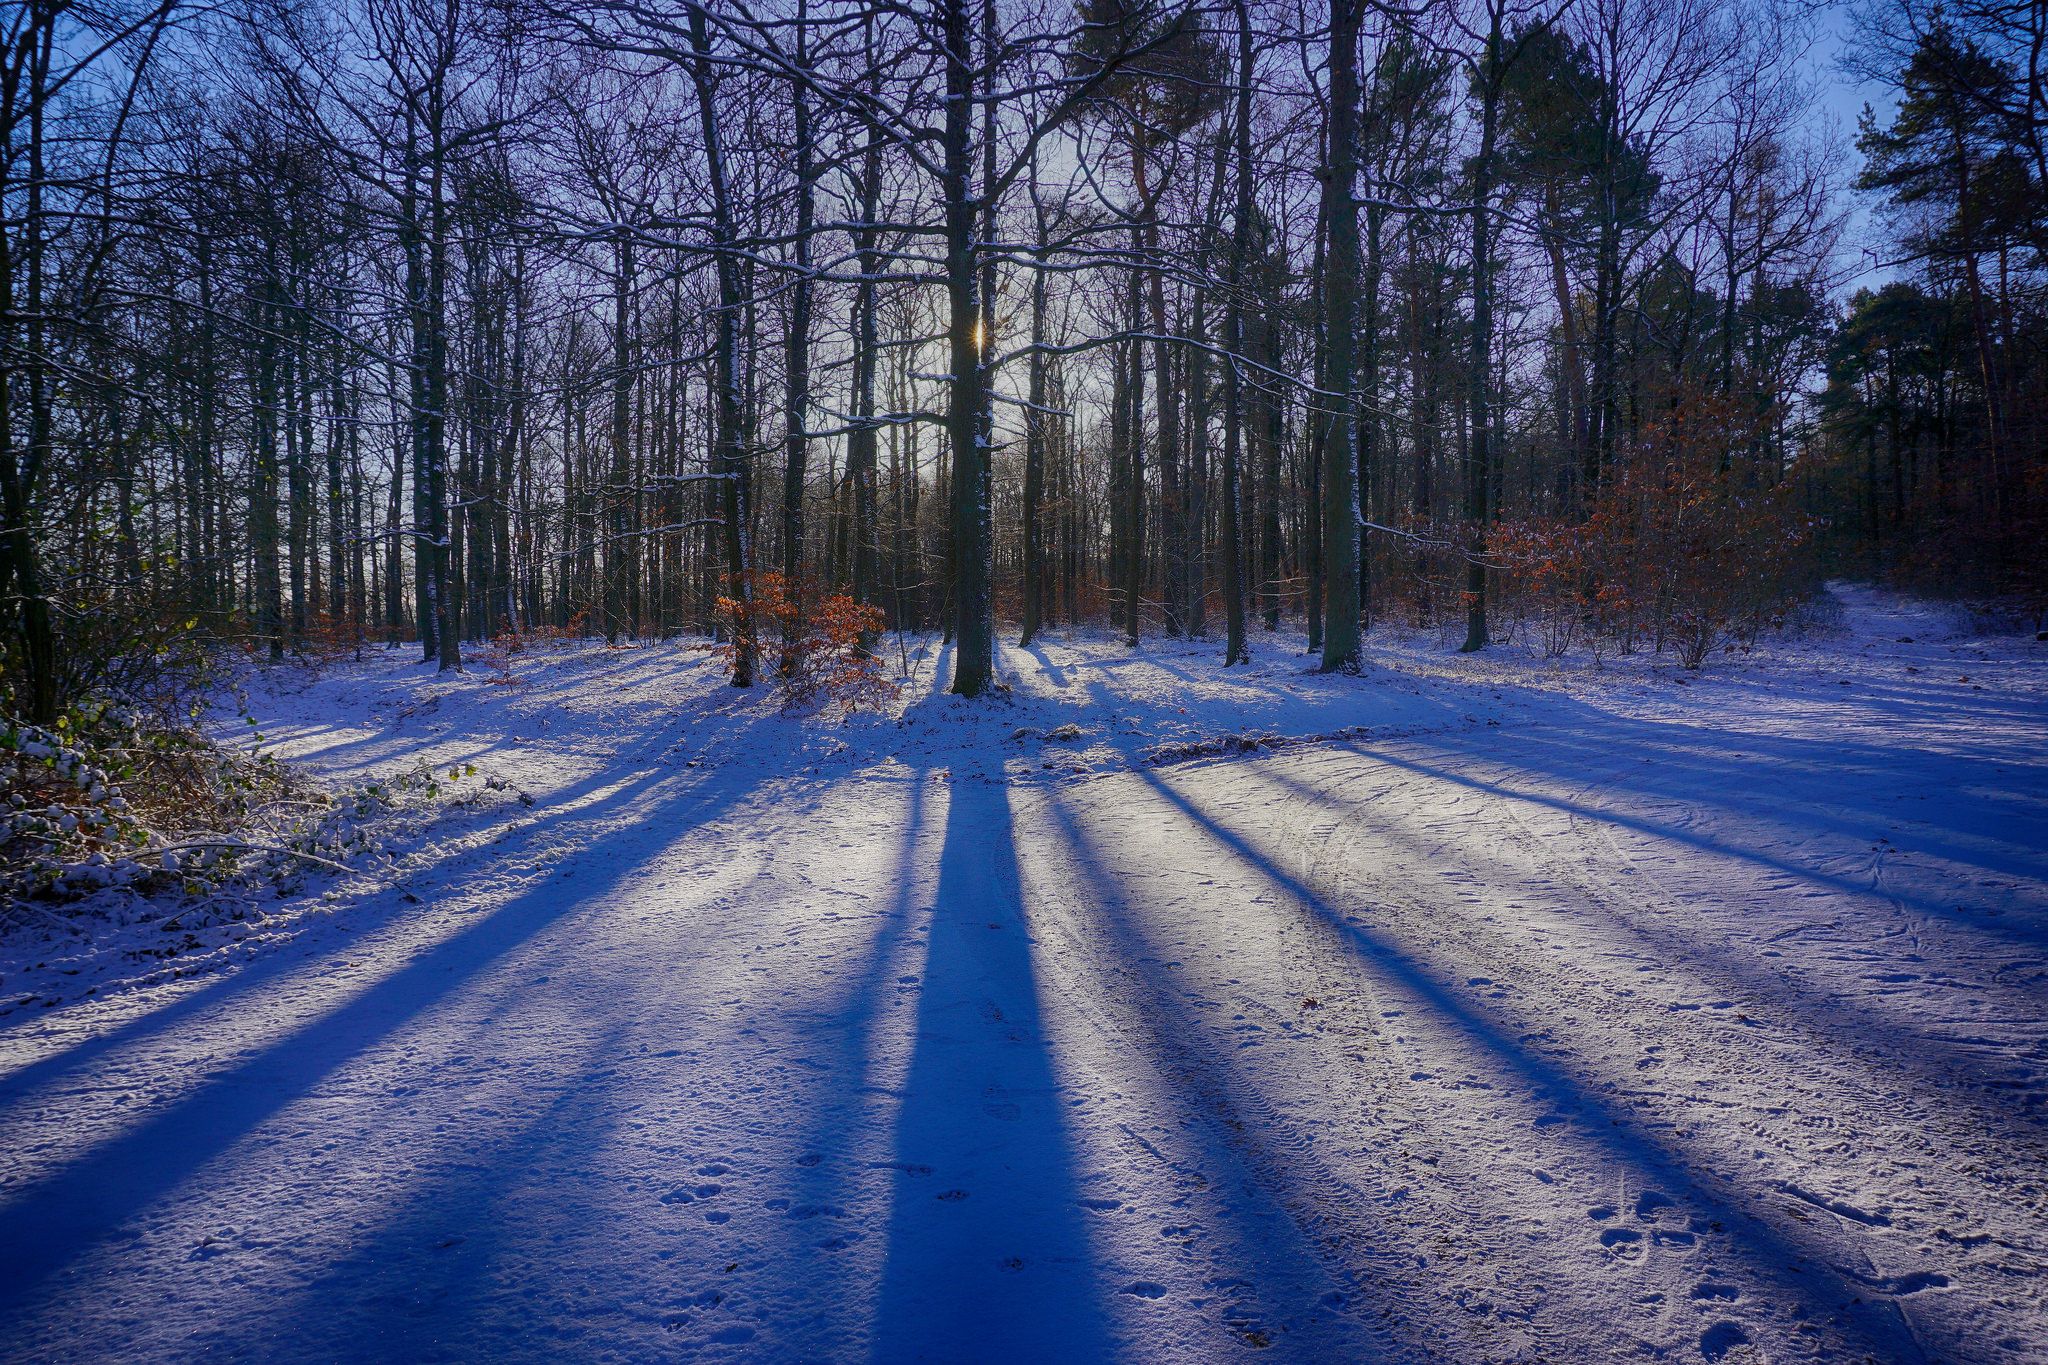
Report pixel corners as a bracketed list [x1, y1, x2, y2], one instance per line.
[1115, 758, 1933, 1361]
[868, 769, 1112, 1361]
[234, 1019, 644, 1363]
[1018, 641, 1070, 690]
[0, 715, 783, 1091]
[1242, 752, 2048, 1119]
[1353, 720, 2048, 950]
[736, 758, 939, 1350]
[0, 722, 809, 1325]
[99, 753, 905, 1361]
[0, 754, 651, 1090]
[1030, 785, 1414, 1359]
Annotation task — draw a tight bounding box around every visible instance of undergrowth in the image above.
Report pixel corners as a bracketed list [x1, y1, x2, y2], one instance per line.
[1, 698, 499, 930]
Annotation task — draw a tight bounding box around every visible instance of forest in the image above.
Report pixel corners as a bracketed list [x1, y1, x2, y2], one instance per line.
[2, 0, 2039, 719]
[2, 0, 2046, 1361]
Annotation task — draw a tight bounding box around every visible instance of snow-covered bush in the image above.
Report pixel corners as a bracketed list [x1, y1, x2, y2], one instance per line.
[1, 701, 483, 912]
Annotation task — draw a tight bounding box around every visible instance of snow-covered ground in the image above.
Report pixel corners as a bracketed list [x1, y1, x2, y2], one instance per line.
[1, 584, 2043, 1362]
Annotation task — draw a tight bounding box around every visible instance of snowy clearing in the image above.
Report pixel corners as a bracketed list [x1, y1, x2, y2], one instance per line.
[2, 584, 2044, 1363]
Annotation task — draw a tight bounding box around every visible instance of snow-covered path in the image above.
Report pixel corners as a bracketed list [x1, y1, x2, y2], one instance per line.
[2, 587, 2044, 1362]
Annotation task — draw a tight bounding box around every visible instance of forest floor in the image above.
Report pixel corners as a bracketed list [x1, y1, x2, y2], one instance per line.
[1, 583, 2045, 1363]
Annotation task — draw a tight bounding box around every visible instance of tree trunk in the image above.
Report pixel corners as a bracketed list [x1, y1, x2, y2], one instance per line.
[606, 234, 634, 644]
[1221, 0, 1254, 665]
[1020, 152, 1049, 648]
[780, 9, 815, 668]
[1318, 0, 1363, 672]
[1461, 10, 1504, 654]
[942, 0, 993, 695]
[688, 3, 755, 686]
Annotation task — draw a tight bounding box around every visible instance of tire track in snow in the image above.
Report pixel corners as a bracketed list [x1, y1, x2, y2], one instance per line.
[1552, 751, 2048, 1125]
[1140, 746, 1942, 1363]
[1025, 780, 1530, 1363]
[1248, 769, 1684, 1361]
[1239, 738, 2048, 1363]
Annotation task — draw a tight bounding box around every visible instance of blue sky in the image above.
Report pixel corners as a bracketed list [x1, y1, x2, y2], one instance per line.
[1808, 0, 1901, 291]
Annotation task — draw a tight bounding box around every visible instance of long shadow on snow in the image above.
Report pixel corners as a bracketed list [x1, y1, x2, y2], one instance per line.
[0, 733, 735, 1101]
[247, 642, 724, 775]
[0, 722, 806, 1324]
[1362, 720, 2048, 950]
[190, 1019, 643, 1364]
[1020, 642, 1071, 689]
[232, 751, 883, 1359]
[1246, 752, 2048, 1120]
[1032, 786, 1416, 1361]
[1697, 664, 2045, 735]
[1080, 657, 2047, 949]
[1489, 691, 2048, 858]
[1121, 758, 1932, 1361]
[868, 770, 1112, 1362]
[739, 758, 937, 1350]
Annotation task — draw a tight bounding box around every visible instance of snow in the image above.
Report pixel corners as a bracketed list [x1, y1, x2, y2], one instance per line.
[2, 584, 2044, 1362]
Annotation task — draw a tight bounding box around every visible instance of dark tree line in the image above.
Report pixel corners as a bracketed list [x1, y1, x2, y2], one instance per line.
[2, 0, 2041, 724]
[1821, 1, 2048, 594]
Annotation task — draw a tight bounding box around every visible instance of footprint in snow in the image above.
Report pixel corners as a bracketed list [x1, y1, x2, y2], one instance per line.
[1635, 1191, 1676, 1219]
[1882, 1270, 1950, 1295]
[1699, 1321, 1750, 1360]
[1122, 1282, 1168, 1299]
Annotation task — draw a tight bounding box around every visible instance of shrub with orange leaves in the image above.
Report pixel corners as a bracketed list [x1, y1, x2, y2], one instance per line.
[1497, 393, 1815, 669]
[507, 607, 594, 650]
[1491, 519, 1586, 658]
[715, 572, 896, 712]
[298, 611, 369, 662]
[1615, 397, 1815, 667]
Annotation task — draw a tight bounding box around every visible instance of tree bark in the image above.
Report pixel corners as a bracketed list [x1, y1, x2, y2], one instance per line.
[1462, 8, 1505, 654]
[687, 3, 756, 686]
[1318, 0, 1363, 673]
[1220, 0, 1255, 665]
[780, 4, 815, 668]
[943, 0, 994, 695]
